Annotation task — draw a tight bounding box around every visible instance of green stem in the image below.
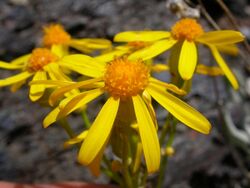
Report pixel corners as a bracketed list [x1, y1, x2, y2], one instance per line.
[102, 156, 123, 186]
[141, 170, 148, 188]
[81, 109, 91, 128]
[156, 119, 177, 188]
[59, 118, 75, 138]
[122, 136, 134, 188]
[159, 114, 171, 145]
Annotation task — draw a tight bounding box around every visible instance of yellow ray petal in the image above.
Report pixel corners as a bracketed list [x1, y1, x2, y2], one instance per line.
[142, 90, 158, 129]
[216, 44, 239, 56]
[43, 107, 60, 128]
[64, 130, 88, 148]
[51, 44, 68, 58]
[208, 45, 239, 89]
[49, 77, 103, 106]
[43, 94, 79, 127]
[197, 30, 245, 45]
[11, 54, 31, 65]
[10, 80, 26, 92]
[149, 77, 186, 95]
[150, 64, 169, 73]
[58, 88, 104, 118]
[30, 80, 74, 88]
[94, 49, 129, 64]
[132, 95, 160, 173]
[29, 71, 47, 101]
[196, 64, 224, 76]
[45, 63, 71, 81]
[69, 38, 111, 53]
[61, 63, 104, 78]
[0, 61, 24, 69]
[78, 97, 120, 165]
[178, 40, 197, 80]
[0, 71, 33, 87]
[87, 139, 107, 177]
[128, 39, 177, 61]
[114, 31, 171, 42]
[60, 55, 105, 78]
[146, 85, 211, 134]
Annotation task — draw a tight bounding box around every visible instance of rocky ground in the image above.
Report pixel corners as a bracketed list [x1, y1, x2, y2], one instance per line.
[0, 0, 250, 187]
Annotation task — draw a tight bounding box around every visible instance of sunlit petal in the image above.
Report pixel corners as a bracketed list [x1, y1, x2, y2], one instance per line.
[149, 77, 186, 95]
[43, 94, 79, 128]
[51, 44, 68, 58]
[58, 88, 104, 118]
[150, 64, 169, 73]
[78, 97, 120, 165]
[147, 85, 211, 134]
[114, 31, 171, 42]
[45, 63, 71, 81]
[94, 49, 129, 64]
[197, 30, 245, 45]
[132, 95, 160, 173]
[216, 44, 239, 56]
[178, 40, 197, 80]
[0, 61, 23, 69]
[29, 71, 47, 101]
[30, 80, 74, 88]
[10, 54, 31, 65]
[64, 130, 88, 148]
[0, 71, 33, 87]
[196, 64, 224, 76]
[49, 77, 103, 106]
[128, 39, 177, 61]
[60, 55, 105, 78]
[69, 38, 111, 53]
[208, 45, 239, 89]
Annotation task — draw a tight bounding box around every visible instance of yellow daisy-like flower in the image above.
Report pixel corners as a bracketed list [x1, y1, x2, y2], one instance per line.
[38, 55, 211, 175]
[42, 24, 112, 54]
[0, 46, 98, 101]
[114, 18, 245, 89]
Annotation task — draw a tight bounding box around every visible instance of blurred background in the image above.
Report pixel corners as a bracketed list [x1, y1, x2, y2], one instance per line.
[0, 0, 250, 187]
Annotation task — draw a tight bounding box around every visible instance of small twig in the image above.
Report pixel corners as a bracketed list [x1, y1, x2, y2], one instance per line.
[198, 0, 250, 71]
[215, 0, 250, 54]
[198, 0, 220, 30]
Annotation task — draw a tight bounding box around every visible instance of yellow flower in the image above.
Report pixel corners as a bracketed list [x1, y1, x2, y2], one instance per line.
[114, 18, 245, 89]
[42, 23, 112, 54]
[0, 46, 89, 101]
[39, 55, 211, 175]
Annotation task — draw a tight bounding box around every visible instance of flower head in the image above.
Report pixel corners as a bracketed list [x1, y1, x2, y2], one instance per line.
[104, 57, 149, 100]
[26, 48, 59, 72]
[40, 55, 211, 175]
[114, 18, 245, 89]
[43, 24, 71, 47]
[0, 46, 99, 101]
[171, 18, 204, 41]
[42, 23, 112, 54]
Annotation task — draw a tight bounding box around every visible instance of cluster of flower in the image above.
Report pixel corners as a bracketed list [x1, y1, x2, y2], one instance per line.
[0, 18, 244, 176]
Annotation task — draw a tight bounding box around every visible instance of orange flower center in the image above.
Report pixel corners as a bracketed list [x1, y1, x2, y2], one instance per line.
[26, 48, 58, 72]
[104, 57, 149, 100]
[171, 18, 204, 41]
[42, 24, 71, 47]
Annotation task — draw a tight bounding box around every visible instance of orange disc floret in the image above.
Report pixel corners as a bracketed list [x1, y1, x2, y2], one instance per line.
[171, 18, 204, 41]
[104, 57, 149, 100]
[26, 48, 59, 72]
[43, 24, 71, 47]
